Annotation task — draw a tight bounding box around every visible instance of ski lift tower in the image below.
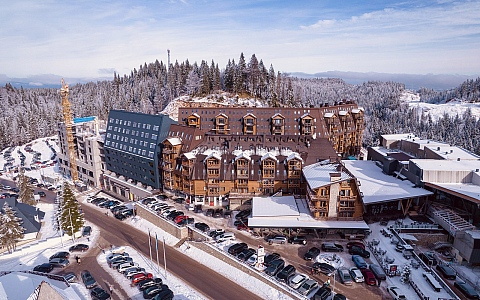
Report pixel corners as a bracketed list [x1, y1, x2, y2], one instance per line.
[60, 79, 78, 182]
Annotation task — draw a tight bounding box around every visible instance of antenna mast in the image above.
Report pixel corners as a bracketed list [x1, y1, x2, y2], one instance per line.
[60, 79, 78, 182]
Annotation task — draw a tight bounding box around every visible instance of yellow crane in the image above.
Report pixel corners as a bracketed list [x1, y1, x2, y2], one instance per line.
[60, 79, 78, 182]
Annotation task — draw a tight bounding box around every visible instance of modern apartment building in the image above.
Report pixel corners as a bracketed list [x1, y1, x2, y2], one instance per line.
[57, 116, 106, 188]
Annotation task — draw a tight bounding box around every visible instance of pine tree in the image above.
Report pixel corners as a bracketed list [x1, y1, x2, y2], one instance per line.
[0, 202, 25, 252]
[17, 169, 35, 206]
[60, 183, 84, 240]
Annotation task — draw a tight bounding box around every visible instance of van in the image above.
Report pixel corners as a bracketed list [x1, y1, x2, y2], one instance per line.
[369, 264, 387, 281]
[215, 232, 235, 242]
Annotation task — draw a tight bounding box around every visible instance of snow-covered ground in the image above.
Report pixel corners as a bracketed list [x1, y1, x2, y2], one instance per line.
[400, 90, 480, 121]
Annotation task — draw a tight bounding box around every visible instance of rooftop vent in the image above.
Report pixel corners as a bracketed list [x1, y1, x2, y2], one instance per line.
[457, 158, 461, 161]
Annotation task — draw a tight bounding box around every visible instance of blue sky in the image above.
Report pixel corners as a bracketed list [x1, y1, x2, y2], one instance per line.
[1, 0, 479, 79]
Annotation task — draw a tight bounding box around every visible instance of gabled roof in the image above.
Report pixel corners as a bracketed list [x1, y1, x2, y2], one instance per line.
[189, 113, 200, 118]
[204, 152, 222, 162]
[166, 137, 182, 146]
[324, 112, 334, 118]
[286, 152, 303, 163]
[243, 113, 257, 119]
[260, 152, 278, 163]
[272, 113, 284, 119]
[216, 113, 228, 118]
[338, 111, 348, 116]
[235, 152, 251, 161]
[303, 162, 352, 189]
[301, 113, 312, 119]
[183, 152, 196, 160]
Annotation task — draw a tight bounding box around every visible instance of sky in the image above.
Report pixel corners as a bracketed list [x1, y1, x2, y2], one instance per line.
[1, 0, 480, 80]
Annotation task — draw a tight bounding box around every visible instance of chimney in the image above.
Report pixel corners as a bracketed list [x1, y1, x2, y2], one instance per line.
[450, 149, 453, 153]
[437, 147, 440, 151]
[457, 158, 461, 161]
[330, 172, 341, 182]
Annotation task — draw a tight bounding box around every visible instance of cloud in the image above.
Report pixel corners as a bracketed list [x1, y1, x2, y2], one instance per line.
[98, 68, 117, 75]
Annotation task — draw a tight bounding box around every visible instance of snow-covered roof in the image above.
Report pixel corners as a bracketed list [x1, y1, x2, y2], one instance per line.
[190, 113, 200, 118]
[411, 159, 480, 172]
[285, 152, 303, 163]
[338, 111, 348, 116]
[204, 152, 222, 162]
[302, 163, 352, 189]
[324, 112, 334, 118]
[166, 137, 182, 146]
[301, 113, 312, 118]
[243, 113, 256, 119]
[426, 183, 480, 201]
[184, 152, 196, 160]
[234, 152, 251, 161]
[249, 196, 369, 229]
[342, 160, 433, 205]
[425, 145, 480, 160]
[216, 113, 228, 118]
[351, 108, 361, 114]
[260, 152, 278, 163]
[381, 133, 415, 141]
[272, 113, 284, 119]
[0, 271, 81, 300]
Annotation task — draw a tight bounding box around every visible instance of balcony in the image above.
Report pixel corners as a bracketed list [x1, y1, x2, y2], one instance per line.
[339, 196, 357, 201]
[207, 190, 220, 196]
[237, 181, 248, 187]
[338, 206, 356, 212]
[162, 148, 177, 155]
[207, 173, 220, 179]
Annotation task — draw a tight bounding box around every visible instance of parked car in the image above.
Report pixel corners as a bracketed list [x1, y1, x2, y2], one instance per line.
[193, 205, 203, 213]
[298, 279, 318, 295]
[419, 252, 438, 267]
[138, 278, 163, 291]
[81, 270, 97, 289]
[349, 245, 370, 258]
[205, 208, 214, 217]
[213, 208, 223, 218]
[246, 254, 258, 266]
[369, 264, 387, 281]
[288, 273, 309, 289]
[82, 226, 92, 236]
[333, 293, 347, 300]
[143, 285, 169, 299]
[346, 241, 365, 250]
[62, 272, 77, 283]
[132, 272, 153, 285]
[49, 251, 70, 260]
[228, 243, 248, 255]
[215, 232, 235, 243]
[235, 209, 251, 219]
[49, 258, 70, 268]
[106, 252, 129, 263]
[152, 288, 174, 300]
[264, 253, 281, 266]
[237, 248, 256, 261]
[33, 263, 54, 273]
[338, 267, 353, 285]
[436, 264, 456, 280]
[276, 264, 296, 282]
[194, 222, 210, 232]
[288, 236, 307, 245]
[124, 267, 146, 279]
[311, 286, 332, 300]
[117, 262, 140, 273]
[304, 247, 321, 261]
[208, 229, 225, 238]
[223, 210, 232, 218]
[454, 280, 480, 299]
[173, 197, 185, 204]
[387, 286, 407, 300]
[349, 267, 365, 283]
[265, 259, 285, 276]
[352, 255, 368, 269]
[110, 257, 134, 269]
[361, 268, 377, 286]
[312, 262, 336, 276]
[90, 287, 110, 300]
[69, 244, 89, 252]
[321, 242, 343, 252]
[267, 235, 287, 245]
[38, 191, 46, 197]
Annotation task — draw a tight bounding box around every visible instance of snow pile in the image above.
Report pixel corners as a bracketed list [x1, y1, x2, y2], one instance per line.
[400, 91, 420, 102]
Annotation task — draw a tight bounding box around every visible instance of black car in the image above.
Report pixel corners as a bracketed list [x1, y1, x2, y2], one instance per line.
[349, 245, 370, 258]
[205, 208, 214, 217]
[81, 270, 97, 289]
[213, 208, 223, 218]
[49, 251, 70, 260]
[321, 242, 344, 252]
[194, 222, 210, 232]
[228, 243, 248, 255]
[90, 287, 110, 300]
[173, 197, 185, 204]
[288, 236, 307, 245]
[194, 205, 203, 213]
[237, 248, 256, 261]
[454, 281, 479, 299]
[233, 219, 248, 227]
[419, 252, 438, 267]
[312, 262, 336, 276]
[38, 191, 46, 197]
[82, 226, 92, 236]
[436, 264, 456, 280]
[143, 284, 169, 299]
[333, 294, 347, 300]
[69, 244, 89, 252]
[312, 286, 332, 300]
[235, 209, 251, 220]
[152, 288, 174, 300]
[276, 264, 296, 282]
[304, 247, 321, 261]
[33, 263, 54, 273]
[264, 253, 281, 266]
[265, 259, 285, 276]
[138, 278, 163, 291]
[223, 210, 232, 218]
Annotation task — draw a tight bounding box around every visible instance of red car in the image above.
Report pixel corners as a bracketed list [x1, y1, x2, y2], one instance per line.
[346, 241, 365, 250]
[361, 268, 377, 286]
[237, 223, 249, 231]
[132, 273, 153, 285]
[174, 215, 188, 224]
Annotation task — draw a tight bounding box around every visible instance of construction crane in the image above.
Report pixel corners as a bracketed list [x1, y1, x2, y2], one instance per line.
[60, 79, 78, 182]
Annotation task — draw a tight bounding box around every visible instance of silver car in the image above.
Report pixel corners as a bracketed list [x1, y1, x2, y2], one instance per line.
[288, 273, 309, 290]
[298, 279, 318, 295]
[49, 258, 70, 268]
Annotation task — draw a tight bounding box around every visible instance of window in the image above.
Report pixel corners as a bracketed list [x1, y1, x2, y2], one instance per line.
[145, 133, 149, 139]
[146, 124, 151, 130]
[152, 134, 157, 140]
[153, 125, 159, 131]
[148, 151, 154, 158]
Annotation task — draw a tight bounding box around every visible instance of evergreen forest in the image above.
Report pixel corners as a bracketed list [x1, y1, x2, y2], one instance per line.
[1, 53, 479, 155]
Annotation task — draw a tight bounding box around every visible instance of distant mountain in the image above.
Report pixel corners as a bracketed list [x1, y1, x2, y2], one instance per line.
[0, 74, 111, 89]
[290, 71, 480, 91]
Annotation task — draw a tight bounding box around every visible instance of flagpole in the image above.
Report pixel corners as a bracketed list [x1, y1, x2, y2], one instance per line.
[155, 233, 160, 275]
[163, 236, 167, 279]
[148, 229, 152, 263]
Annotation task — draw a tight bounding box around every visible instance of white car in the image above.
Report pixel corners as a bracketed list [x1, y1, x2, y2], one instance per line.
[387, 286, 406, 300]
[117, 262, 139, 273]
[349, 267, 364, 283]
[246, 254, 258, 266]
[288, 273, 309, 290]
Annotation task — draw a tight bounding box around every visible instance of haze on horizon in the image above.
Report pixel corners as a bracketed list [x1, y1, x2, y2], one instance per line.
[1, 0, 480, 80]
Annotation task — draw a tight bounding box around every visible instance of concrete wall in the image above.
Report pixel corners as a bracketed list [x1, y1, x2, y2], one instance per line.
[135, 203, 188, 240]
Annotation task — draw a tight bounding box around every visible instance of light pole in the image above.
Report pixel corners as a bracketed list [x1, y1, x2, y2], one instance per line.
[332, 272, 336, 294]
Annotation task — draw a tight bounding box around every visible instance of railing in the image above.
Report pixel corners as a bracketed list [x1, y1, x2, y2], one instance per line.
[338, 206, 355, 212]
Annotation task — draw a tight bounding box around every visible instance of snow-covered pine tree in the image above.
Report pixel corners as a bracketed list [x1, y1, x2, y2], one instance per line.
[0, 202, 25, 252]
[17, 169, 35, 206]
[60, 183, 84, 240]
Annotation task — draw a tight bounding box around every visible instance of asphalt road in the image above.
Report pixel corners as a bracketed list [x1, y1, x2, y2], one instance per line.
[77, 202, 263, 300]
